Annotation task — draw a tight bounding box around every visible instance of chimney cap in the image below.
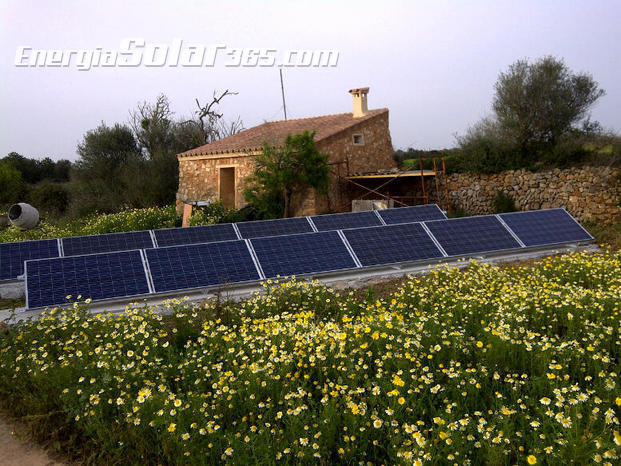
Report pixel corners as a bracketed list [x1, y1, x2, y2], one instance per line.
[348, 87, 369, 95]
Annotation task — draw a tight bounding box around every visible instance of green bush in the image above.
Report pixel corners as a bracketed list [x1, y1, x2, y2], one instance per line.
[28, 182, 70, 216]
[188, 201, 242, 226]
[492, 190, 516, 213]
[80, 205, 179, 235]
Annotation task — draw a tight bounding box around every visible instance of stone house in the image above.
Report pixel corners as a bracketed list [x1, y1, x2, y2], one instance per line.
[176, 87, 395, 216]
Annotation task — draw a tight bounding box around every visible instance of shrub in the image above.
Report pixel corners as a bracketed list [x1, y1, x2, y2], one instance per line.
[492, 190, 516, 213]
[188, 201, 242, 226]
[28, 182, 70, 217]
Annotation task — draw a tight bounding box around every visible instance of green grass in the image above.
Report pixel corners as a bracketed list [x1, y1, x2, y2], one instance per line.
[0, 251, 619, 464]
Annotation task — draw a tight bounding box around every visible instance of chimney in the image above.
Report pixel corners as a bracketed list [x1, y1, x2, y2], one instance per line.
[349, 87, 369, 118]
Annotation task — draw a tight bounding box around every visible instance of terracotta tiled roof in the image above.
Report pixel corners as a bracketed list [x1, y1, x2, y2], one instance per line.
[178, 109, 388, 157]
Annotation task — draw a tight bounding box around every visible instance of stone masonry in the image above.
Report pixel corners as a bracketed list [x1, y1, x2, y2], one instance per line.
[444, 166, 620, 223]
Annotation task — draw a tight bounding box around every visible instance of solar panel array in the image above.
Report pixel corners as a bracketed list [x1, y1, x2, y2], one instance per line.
[236, 217, 314, 238]
[154, 223, 239, 247]
[146, 241, 260, 293]
[499, 209, 593, 246]
[1, 204, 445, 281]
[1, 205, 594, 310]
[425, 215, 521, 256]
[251, 231, 357, 278]
[26, 250, 150, 309]
[378, 204, 447, 224]
[0, 239, 59, 280]
[311, 210, 383, 231]
[62, 231, 154, 256]
[343, 223, 444, 266]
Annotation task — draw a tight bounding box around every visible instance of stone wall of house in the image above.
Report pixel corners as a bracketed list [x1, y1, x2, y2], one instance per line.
[444, 166, 620, 223]
[176, 153, 257, 213]
[312, 111, 395, 214]
[176, 111, 395, 216]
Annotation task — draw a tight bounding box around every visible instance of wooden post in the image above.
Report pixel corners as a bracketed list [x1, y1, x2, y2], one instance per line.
[442, 153, 450, 213]
[433, 158, 441, 206]
[419, 154, 428, 204]
[182, 203, 193, 227]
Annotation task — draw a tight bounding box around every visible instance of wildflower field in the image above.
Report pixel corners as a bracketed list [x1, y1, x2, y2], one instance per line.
[0, 251, 619, 464]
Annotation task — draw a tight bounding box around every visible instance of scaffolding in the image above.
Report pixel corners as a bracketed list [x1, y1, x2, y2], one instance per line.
[339, 153, 451, 212]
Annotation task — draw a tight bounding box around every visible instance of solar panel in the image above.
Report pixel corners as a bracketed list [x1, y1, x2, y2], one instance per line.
[425, 215, 521, 256]
[236, 217, 313, 239]
[310, 210, 383, 231]
[343, 223, 445, 266]
[0, 239, 60, 281]
[251, 231, 357, 278]
[25, 250, 150, 309]
[378, 204, 447, 225]
[145, 240, 260, 293]
[62, 231, 154, 256]
[154, 223, 238, 247]
[499, 209, 593, 247]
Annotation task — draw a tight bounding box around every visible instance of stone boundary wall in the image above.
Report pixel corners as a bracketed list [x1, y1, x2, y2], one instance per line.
[444, 166, 620, 223]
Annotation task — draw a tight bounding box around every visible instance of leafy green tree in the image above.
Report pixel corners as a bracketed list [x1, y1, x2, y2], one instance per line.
[2, 152, 72, 183]
[493, 56, 605, 153]
[458, 56, 606, 171]
[0, 161, 26, 208]
[73, 123, 142, 213]
[244, 131, 329, 218]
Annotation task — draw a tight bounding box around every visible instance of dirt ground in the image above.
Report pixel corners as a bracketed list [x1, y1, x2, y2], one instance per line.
[0, 415, 63, 466]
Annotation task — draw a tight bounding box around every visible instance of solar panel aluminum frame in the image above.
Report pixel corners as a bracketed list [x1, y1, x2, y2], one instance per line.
[373, 210, 387, 225]
[336, 230, 363, 268]
[244, 239, 266, 280]
[24, 248, 154, 310]
[144, 238, 265, 295]
[494, 215, 526, 248]
[306, 216, 319, 232]
[419, 223, 448, 257]
[498, 208, 595, 248]
[149, 230, 159, 248]
[232, 223, 243, 239]
[421, 214, 526, 258]
[139, 249, 155, 293]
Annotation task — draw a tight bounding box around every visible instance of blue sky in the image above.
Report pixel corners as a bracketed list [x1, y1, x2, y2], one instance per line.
[1, 0, 619, 160]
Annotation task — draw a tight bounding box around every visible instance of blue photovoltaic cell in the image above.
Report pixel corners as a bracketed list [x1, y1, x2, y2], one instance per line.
[0, 239, 59, 280]
[343, 223, 444, 266]
[145, 240, 260, 293]
[499, 209, 593, 247]
[251, 231, 356, 278]
[236, 217, 313, 239]
[62, 231, 154, 256]
[310, 210, 383, 231]
[25, 250, 150, 309]
[378, 204, 447, 225]
[154, 223, 238, 247]
[425, 216, 521, 256]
